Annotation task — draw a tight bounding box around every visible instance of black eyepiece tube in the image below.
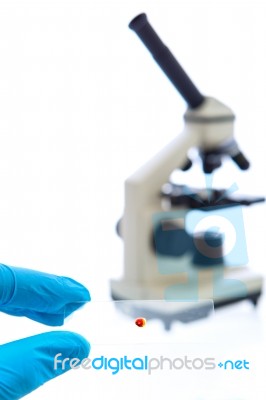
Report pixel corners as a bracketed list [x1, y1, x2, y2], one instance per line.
[129, 13, 205, 109]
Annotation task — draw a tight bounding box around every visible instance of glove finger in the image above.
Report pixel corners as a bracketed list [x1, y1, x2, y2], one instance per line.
[0, 331, 90, 399]
[0, 264, 90, 325]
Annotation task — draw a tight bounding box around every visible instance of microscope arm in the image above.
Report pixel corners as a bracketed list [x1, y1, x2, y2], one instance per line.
[122, 125, 200, 283]
[125, 125, 200, 209]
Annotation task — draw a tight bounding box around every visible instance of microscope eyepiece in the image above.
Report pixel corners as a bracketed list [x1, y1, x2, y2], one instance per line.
[129, 13, 205, 109]
[129, 13, 148, 32]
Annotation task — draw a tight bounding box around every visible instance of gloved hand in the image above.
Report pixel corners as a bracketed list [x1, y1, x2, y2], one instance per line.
[0, 263, 90, 399]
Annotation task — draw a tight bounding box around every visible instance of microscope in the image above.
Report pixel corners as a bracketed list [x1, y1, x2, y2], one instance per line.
[111, 14, 264, 327]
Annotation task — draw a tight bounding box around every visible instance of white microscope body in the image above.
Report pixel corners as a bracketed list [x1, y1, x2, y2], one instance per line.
[111, 14, 263, 314]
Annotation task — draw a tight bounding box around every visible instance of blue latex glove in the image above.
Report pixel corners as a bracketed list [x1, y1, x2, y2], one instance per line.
[0, 264, 91, 399]
[0, 331, 90, 399]
[0, 264, 90, 326]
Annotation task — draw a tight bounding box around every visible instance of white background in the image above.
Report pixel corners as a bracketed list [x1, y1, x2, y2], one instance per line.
[0, 0, 265, 399]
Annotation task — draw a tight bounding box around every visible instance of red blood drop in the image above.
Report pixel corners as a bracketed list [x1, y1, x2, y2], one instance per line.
[135, 317, 146, 328]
